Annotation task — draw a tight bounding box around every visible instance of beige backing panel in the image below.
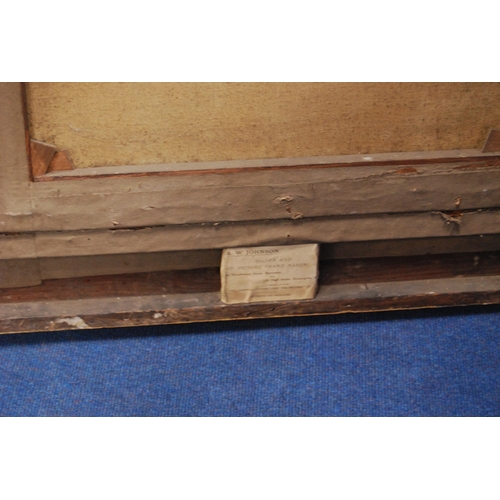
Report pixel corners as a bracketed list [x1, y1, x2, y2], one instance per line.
[26, 83, 500, 168]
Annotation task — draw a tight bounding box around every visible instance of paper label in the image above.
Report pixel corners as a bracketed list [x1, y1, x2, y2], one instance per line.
[220, 244, 319, 304]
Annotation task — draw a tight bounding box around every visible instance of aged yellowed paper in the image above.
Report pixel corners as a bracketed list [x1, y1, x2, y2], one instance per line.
[221, 244, 319, 304]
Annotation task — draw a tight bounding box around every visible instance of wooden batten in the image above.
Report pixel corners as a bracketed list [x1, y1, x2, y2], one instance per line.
[0, 84, 41, 288]
[15, 210, 500, 260]
[0, 83, 34, 233]
[2, 252, 500, 334]
[34, 235, 500, 281]
[0, 258, 41, 289]
[27, 156, 500, 232]
[39, 250, 223, 280]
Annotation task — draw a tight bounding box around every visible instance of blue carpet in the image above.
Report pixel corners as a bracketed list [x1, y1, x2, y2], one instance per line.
[1, 306, 499, 416]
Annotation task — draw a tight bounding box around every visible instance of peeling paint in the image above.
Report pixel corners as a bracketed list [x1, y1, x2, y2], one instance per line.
[273, 195, 293, 206]
[395, 167, 418, 174]
[436, 211, 464, 225]
[54, 316, 90, 329]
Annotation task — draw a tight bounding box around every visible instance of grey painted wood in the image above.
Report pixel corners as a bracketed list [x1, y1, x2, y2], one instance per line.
[30, 160, 500, 232]
[29, 210, 500, 258]
[0, 83, 40, 287]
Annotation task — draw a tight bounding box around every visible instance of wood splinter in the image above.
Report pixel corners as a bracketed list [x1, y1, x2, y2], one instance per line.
[437, 211, 464, 225]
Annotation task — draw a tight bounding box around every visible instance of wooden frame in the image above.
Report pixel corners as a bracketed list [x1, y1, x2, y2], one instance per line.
[2, 82, 500, 333]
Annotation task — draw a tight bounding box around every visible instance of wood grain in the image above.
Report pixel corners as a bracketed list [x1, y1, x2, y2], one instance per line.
[0, 84, 41, 287]
[0, 259, 41, 289]
[36, 149, 500, 181]
[1, 252, 500, 334]
[39, 249, 222, 279]
[0, 234, 38, 260]
[31, 235, 500, 280]
[28, 156, 500, 232]
[0, 83, 34, 233]
[28, 210, 500, 259]
[1, 235, 499, 282]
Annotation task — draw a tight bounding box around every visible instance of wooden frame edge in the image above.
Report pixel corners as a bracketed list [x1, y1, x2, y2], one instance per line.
[3, 252, 500, 334]
[3, 83, 500, 328]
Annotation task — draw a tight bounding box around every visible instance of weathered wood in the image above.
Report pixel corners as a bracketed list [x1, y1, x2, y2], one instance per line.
[0, 259, 41, 289]
[322, 234, 500, 260]
[4, 252, 500, 304]
[0, 84, 41, 288]
[483, 129, 500, 153]
[28, 156, 500, 232]
[34, 235, 500, 280]
[2, 252, 500, 334]
[37, 148, 500, 180]
[4, 82, 500, 298]
[30, 139, 57, 177]
[0, 234, 39, 259]
[2, 235, 500, 281]
[47, 150, 74, 173]
[26, 210, 500, 258]
[39, 249, 222, 279]
[0, 83, 35, 233]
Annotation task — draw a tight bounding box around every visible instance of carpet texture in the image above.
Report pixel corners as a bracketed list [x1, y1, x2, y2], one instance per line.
[1, 306, 499, 416]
